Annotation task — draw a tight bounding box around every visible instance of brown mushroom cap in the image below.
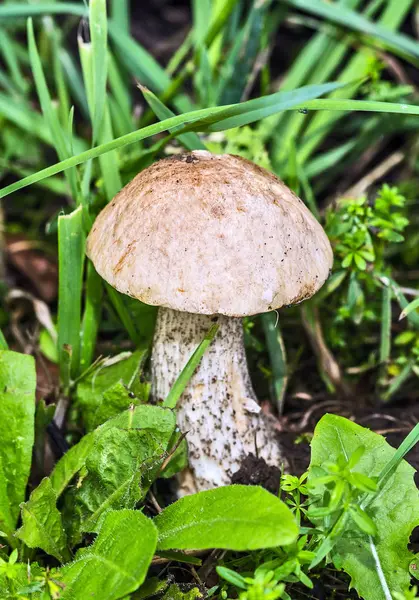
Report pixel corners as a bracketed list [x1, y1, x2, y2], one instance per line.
[86, 150, 333, 317]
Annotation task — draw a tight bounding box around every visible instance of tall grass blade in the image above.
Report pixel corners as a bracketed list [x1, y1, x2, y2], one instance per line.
[379, 286, 392, 365]
[5, 91, 419, 200]
[105, 284, 140, 346]
[399, 296, 419, 321]
[282, 0, 419, 61]
[57, 207, 86, 385]
[89, 0, 108, 143]
[111, 0, 129, 33]
[140, 86, 206, 151]
[27, 18, 78, 200]
[80, 263, 103, 371]
[163, 325, 219, 409]
[262, 312, 288, 414]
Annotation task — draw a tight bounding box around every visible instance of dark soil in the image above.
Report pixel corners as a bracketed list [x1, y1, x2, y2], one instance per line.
[231, 453, 281, 494]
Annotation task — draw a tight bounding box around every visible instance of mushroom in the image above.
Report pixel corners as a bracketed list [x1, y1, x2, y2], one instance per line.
[86, 150, 333, 492]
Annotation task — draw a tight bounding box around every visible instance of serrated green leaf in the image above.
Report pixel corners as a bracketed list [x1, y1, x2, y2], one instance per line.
[16, 478, 70, 562]
[0, 350, 35, 536]
[154, 485, 298, 551]
[62, 405, 176, 540]
[75, 428, 165, 533]
[60, 509, 157, 600]
[309, 414, 419, 600]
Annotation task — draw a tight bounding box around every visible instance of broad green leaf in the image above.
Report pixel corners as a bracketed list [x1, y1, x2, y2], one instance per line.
[16, 478, 70, 562]
[76, 350, 147, 431]
[75, 428, 167, 533]
[0, 350, 35, 535]
[60, 509, 157, 600]
[62, 405, 176, 540]
[100, 404, 176, 435]
[154, 485, 298, 551]
[309, 414, 419, 600]
[52, 405, 174, 510]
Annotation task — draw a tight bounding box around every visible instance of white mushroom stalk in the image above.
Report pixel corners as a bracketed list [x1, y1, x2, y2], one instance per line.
[86, 150, 333, 493]
[151, 308, 281, 492]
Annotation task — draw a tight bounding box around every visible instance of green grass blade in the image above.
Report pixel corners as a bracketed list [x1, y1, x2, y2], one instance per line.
[218, 0, 273, 105]
[79, 39, 122, 201]
[0, 3, 173, 100]
[382, 362, 414, 403]
[282, 0, 419, 61]
[140, 86, 206, 151]
[294, 98, 419, 114]
[261, 312, 288, 414]
[271, 0, 365, 168]
[80, 263, 103, 371]
[298, 163, 320, 219]
[0, 158, 67, 195]
[27, 18, 79, 200]
[108, 51, 132, 134]
[297, 0, 414, 164]
[305, 140, 357, 178]
[0, 3, 87, 19]
[99, 104, 123, 200]
[0, 93, 53, 145]
[166, 30, 193, 76]
[45, 22, 71, 127]
[4, 91, 419, 200]
[192, 0, 211, 45]
[105, 284, 140, 345]
[399, 296, 419, 321]
[111, 0, 129, 33]
[204, 81, 350, 131]
[89, 0, 108, 143]
[60, 47, 90, 118]
[260, 0, 360, 140]
[163, 324, 219, 409]
[379, 285, 392, 365]
[0, 27, 27, 94]
[390, 278, 419, 329]
[377, 422, 419, 487]
[57, 206, 86, 385]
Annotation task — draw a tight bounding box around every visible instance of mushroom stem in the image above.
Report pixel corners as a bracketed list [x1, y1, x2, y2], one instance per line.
[151, 307, 282, 492]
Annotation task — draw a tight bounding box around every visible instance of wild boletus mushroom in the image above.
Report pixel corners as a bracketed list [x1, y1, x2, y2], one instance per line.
[87, 150, 333, 492]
